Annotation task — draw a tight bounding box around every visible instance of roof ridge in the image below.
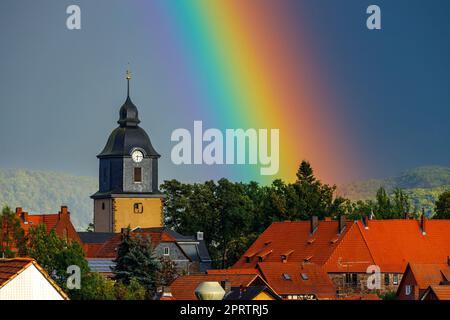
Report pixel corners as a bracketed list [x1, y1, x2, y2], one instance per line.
[354, 221, 377, 267]
[323, 221, 376, 270]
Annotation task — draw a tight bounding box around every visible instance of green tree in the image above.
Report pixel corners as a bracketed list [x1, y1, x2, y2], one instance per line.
[113, 230, 160, 295]
[71, 272, 116, 300]
[156, 257, 179, 288]
[26, 223, 89, 293]
[293, 161, 343, 220]
[392, 188, 411, 218]
[0, 206, 26, 258]
[434, 190, 450, 219]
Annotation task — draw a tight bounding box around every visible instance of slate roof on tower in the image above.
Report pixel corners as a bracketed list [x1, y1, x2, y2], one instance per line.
[97, 83, 159, 158]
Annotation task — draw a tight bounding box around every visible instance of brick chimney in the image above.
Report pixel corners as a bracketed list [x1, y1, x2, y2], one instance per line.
[15, 207, 28, 222]
[310, 216, 319, 234]
[15, 207, 23, 221]
[58, 206, 69, 220]
[338, 215, 346, 234]
[420, 208, 426, 235]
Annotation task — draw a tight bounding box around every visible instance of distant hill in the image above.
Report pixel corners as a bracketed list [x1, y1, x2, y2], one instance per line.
[0, 169, 97, 230]
[338, 166, 450, 214]
[1, 166, 448, 231]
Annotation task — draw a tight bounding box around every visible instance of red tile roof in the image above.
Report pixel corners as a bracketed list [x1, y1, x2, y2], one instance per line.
[0, 258, 69, 299]
[405, 263, 449, 290]
[234, 219, 450, 274]
[427, 285, 450, 300]
[0, 258, 34, 287]
[16, 206, 82, 245]
[354, 220, 450, 272]
[256, 262, 336, 299]
[207, 269, 259, 275]
[87, 231, 177, 258]
[234, 220, 350, 269]
[170, 273, 268, 300]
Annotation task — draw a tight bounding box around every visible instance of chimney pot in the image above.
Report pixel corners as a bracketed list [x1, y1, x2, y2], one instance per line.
[338, 215, 346, 234]
[310, 216, 319, 234]
[362, 215, 369, 229]
[421, 209, 426, 235]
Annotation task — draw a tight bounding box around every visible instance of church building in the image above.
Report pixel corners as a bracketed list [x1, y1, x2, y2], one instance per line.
[91, 72, 164, 232]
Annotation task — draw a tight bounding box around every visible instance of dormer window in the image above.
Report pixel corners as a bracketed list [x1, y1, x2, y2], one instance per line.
[282, 273, 292, 281]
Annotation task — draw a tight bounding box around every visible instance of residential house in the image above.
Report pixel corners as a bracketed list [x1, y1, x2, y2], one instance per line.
[169, 269, 275, 300]
[78, 227, 211, 275]
[397, 262, 450, 300]
[421, 285, 450, 300]
[0, 258, 68, 300]
[233, 216, 450, 297]
[16, 206, 82, 245]
[255, 262, 336, 300]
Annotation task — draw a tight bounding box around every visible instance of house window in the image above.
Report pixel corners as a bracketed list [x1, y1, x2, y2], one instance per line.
[385, 274, 390, 286]
[102, 202, 105, 210]
[405, 285, 412, 296]
[133, 203, 143, 214]
[345, 273, 358, 286]
[393, 274, 399, 285]
[163, 247, 170, 256]
[134, 167, 142, 183]
[245, 257, 251, 263]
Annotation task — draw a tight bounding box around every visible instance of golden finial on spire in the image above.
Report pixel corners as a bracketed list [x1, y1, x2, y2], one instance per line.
[126, 66, 131, 97]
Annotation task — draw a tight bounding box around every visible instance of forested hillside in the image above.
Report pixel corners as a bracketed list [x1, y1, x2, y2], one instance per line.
[338, 166, 450, 214]
[0, 169, 97, 230]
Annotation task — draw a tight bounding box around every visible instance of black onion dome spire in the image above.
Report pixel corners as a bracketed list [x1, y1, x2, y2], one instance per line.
[97, 71, 160, 158]
[118, 70, 140, 127]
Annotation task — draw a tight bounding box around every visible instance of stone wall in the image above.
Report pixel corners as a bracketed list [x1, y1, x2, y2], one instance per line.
[329, 272, 403, 297]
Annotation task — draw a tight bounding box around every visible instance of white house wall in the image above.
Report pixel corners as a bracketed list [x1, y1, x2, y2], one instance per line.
[0, 264, 65, 300]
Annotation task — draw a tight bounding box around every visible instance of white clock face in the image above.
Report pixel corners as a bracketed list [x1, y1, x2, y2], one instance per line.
[131, 150, 144, 163]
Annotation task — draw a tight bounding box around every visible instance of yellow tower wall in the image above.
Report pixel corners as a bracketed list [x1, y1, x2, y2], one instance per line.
[112, 197, 163, 232]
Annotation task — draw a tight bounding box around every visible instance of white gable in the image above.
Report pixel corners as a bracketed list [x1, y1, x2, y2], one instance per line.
[0, 263, 66, 300]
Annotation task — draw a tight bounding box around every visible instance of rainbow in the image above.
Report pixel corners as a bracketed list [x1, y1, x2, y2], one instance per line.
[139, 1, 362, 184]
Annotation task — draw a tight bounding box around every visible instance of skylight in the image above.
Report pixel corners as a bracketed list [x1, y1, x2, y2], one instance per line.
[282, 273, 292, 280]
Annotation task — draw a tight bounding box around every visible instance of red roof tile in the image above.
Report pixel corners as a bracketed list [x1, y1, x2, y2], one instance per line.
[170, 273, 266, 300]
[355, 220, 450, 272]
[0, 258, 69, 299]
[256, 262, 336, 299]
[207, 269, 259, 275]
[16, 206, 82, 245]
[427, 285, 450, 300]
[234, 220, 350, 269]
[90, 231, 177, 258]
[235, 219, 450, 274]
[0, 258, 34, 287]
[407, 263, 449, 290]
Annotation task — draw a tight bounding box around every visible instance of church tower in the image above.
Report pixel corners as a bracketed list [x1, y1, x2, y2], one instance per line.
[92, 71, 163, 232]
